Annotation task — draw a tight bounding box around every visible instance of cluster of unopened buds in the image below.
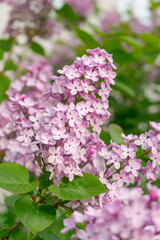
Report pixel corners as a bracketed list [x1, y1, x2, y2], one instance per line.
[0, 48, 160, 239]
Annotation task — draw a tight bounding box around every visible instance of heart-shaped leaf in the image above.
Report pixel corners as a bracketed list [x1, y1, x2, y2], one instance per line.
[0, 163, 39, 193]
[49, 173, 107, 201]
[15, 197, 56, 234]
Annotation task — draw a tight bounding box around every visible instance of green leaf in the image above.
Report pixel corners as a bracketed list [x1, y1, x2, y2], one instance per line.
[152, 178, 160, 187]
[0, 163, 39, 193]
[0, 74, 11, 89]
[140, 33, 160, 46]
[44, 231, 64, 240]
[5, 195, 23, 208]
[109, 123, 124, 144]
[139, 173, 148, 194]
[114, 80, 136, 98]
[56, 4, 79, 23]
[111, 49, 134, 64]
[38, 172, 52, 191]
[0, 215, 7, 227]
[100, 129, 110, 145]
[30, 235, 44, 240]
[15, 196, 56, 234]
[43, 215, 73, 240]
[150, 0, 160, 10]
[0, 227, 9, 238]
[4, 60, 17, 71]
[31, 42, 45, 56]
[0, 74, 11, 103]
[49, 173, 107, 201]
[0, 38, 14, 52]
[95, 29, 122, 37]
[72, 26, 98, 49]
[119, 36, 143, 48]
[0, 48, 4, 60]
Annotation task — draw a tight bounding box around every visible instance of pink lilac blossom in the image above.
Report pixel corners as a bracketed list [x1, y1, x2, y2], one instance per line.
[64, 0, 94, 17]
[0, 48, 116, 184]
[101, 12, 152, 35]
[130, 18, 152, 34]
[101, 12, 121, 33]
[62, 186, 160, 240]
[62, 120, 160, 238]
[0, 58, 52, 175]
[1, 0, 57, 39]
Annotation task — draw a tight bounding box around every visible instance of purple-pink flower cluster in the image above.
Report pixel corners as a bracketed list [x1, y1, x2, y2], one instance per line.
[64, 0, 94, 17]
[1, 0, 57, 39]
[101, 12, 121, 33]
[62, 120, 160, 239]
[62, 186, 160, 240]
[0, 48, 116, 184]
[0, 59, 52, 175]
[101, 12, 152, 34]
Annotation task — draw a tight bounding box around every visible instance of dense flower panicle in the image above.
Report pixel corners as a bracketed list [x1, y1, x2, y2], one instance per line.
[1, 0, 57, 39]
[101, 11, 152, 35]
[0, 59, 52, 175]
[62, 119, 160, 238]
[62, 187, 160, 240]
[101, 12, 121, 33]
[0, 48, 116, 183]
[7, 58, 52, 100]
[130, 18, 152, 34]
[64, 0, 94, 17]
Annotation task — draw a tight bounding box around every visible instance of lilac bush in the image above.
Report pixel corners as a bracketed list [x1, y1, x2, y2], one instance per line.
[0, 1, 160, 239]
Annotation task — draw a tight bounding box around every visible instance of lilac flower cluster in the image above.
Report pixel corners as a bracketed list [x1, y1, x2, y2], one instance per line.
[101, 12, 151, 34]
[97, 121, 160, 199]
[1, 0, 57, 39]
[101, 12, 121, 33]
[62, 121, 160, 239]
[64, 0, 94, 17]
[62, 185, 160, 240]
[0, 59, 52, 175]
[130, 18, 152, 34]
[0, 48, 116, 184]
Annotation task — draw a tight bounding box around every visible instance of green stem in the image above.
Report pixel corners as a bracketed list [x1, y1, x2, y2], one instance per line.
[6, 29, 19, 62]
[2, 221, 21, 240]
[14, 37, 32, 80]
[137, 148, 151, 159]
